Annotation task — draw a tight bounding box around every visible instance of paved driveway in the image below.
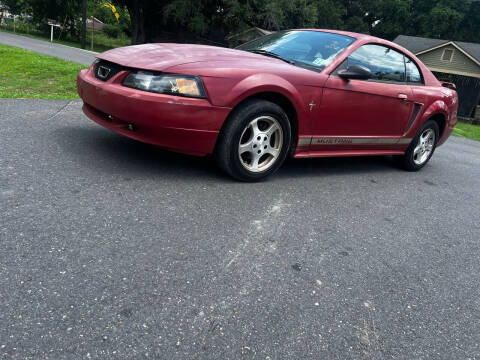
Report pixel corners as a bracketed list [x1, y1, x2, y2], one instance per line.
[1, 99, 479, 359]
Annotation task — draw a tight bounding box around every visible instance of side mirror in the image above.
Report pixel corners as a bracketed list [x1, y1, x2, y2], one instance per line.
[338, 65, 371, 80]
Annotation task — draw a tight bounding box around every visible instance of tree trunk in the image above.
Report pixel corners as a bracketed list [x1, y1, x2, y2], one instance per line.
[129, 0, 145, 44]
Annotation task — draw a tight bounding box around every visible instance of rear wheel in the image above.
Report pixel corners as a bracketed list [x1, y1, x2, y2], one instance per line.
[400, 120, 439, 171]
[215, 99, 291, 181]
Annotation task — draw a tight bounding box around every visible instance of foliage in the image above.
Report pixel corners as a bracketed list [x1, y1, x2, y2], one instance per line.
[2, 0, 131, 41]
[1, 0, 31, 16]
[111, 0, 480, 44]
[103, 23, 122, 38]
[0, 43, 87, 99]
[2, 0, 480, 45]
[90, 0, 131, 35]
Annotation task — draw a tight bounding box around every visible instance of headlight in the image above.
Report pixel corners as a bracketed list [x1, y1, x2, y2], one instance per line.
[123, 72, 206, 98]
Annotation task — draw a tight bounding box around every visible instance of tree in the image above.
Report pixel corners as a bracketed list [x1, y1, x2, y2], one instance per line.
[458, 1, 480, 43]
[4, 0, 480, 45]
[2, 0, 30, 16]
[369, 0, 413, 40]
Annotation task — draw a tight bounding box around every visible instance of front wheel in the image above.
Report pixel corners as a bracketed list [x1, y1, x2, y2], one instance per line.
[215, 99, 291, 181]
[400, 120, 439, 171]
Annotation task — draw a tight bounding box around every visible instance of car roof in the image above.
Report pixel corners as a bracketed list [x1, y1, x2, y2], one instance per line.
[294, 29, 404, 46]
[293, 28, 370, 39]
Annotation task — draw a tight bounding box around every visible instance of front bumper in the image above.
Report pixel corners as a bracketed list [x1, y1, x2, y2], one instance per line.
[77, 68, 231, 155]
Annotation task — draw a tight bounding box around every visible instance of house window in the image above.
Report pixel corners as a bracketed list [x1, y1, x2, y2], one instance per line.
[442, 49, 454, 62]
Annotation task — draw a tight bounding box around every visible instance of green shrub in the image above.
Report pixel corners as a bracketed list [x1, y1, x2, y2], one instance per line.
[103, 24, 122, 38]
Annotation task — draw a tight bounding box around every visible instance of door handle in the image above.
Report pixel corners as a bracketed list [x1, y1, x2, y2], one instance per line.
[397, 93, 408, 101]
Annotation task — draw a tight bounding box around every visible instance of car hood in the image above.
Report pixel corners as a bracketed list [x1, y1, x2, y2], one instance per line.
[97, 43, 284, 72]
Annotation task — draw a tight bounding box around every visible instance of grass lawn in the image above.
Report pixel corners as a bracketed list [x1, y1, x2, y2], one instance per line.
[453, 122, 480, 141]
[0, 43, 87, 99]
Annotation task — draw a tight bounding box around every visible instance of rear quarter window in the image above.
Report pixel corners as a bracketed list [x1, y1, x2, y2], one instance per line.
[405, 58, 423, 84]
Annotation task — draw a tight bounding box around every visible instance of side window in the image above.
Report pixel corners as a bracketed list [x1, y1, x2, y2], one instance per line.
[405, 57, 423, 84]
[348, 44, 406, 83]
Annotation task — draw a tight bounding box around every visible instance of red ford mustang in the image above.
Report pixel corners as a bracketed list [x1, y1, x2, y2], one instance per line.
[77, 29, 458, 181]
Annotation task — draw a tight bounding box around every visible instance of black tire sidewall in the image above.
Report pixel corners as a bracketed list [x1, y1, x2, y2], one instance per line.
[217, 100, 291, 181]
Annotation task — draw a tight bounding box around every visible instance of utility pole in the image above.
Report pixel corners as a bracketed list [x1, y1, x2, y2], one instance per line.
[91, 16, 94, 50]
[81, 0, 86, 49]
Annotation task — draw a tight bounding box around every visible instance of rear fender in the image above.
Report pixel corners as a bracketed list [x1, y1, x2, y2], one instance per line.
[408, 100, 449, 137]
[422, 100, 449, 123]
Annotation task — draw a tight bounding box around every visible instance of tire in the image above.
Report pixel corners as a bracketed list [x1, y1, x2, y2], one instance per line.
[400, 120, 439, 171]
[215, 99, 292, 182]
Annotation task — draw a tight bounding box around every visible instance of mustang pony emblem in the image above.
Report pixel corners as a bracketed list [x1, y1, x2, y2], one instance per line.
[97, 66, 111, 79]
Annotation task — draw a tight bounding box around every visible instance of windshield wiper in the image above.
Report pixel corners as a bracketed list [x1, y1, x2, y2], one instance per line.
[247, 49, 295, 65]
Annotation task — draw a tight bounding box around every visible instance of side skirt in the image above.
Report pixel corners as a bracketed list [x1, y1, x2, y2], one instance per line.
[294, 149, 405, 159]
[294, 136, 411, 158]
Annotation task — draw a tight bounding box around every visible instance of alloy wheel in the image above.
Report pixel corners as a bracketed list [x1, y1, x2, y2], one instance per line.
[238, 116, 283, 173]
[413, 128, 435, 166]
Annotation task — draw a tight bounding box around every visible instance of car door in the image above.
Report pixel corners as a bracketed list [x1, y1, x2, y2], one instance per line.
[312, 44, 414, 149]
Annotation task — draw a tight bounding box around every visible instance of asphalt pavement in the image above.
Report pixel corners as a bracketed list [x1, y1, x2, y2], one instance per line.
[1, 99, 479, 359]
[0, 31, 97, 65]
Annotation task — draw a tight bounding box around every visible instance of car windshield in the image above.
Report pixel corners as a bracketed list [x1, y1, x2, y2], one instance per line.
[237, 30, 356, 71]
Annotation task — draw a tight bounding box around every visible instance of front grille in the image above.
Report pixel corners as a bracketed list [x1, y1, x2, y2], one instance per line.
[94, 60, 125, 81]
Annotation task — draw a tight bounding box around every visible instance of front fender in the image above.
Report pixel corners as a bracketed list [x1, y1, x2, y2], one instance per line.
[225, 73, 305, 110]
[202, 73, 320, 137]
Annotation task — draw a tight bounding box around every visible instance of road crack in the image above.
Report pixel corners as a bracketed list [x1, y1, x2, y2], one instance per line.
[44, 100, 74, 122]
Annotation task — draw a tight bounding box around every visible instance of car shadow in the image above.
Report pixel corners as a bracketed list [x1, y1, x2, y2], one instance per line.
[277, 155, 401, 179]
[53, 125, 227, 181]
[54, 126, 402, 182]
